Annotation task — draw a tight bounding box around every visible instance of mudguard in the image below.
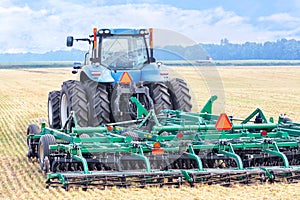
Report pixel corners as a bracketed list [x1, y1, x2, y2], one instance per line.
[79, 64, 114, 83]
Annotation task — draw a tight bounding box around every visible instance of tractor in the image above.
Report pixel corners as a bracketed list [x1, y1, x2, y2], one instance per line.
[48, 28, 192, 129]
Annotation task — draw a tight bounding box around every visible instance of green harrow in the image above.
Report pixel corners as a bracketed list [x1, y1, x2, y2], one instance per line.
[27, 96, 300, 190]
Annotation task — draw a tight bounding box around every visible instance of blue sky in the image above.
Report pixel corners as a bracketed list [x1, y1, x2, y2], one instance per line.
[1, 0, 300, 53]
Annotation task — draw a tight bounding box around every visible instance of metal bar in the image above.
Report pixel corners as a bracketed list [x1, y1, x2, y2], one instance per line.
[138, 109, 161, 128]
[43, 128, 74, 142]
[131, 148, 151, 172]
[219, 144, 244, 170]
[242, 108, 268, 124]
[181, 170, 193, 183]
[279, 127, 300, 136]
[72, 126, 107, 133]
[192, 140, 299, 151]
[186, 145, 203, 170]
[264, 142, 290, 168]
[152, 123, 278, 132]
[200, 95, 217, 114]
[130, 97, 149, 118]
[72, 154, 90, 174]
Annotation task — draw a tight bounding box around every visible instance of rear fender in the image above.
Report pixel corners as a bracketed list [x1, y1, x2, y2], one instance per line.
[141, 63, 169, 82]
[79, 65, 114, 83]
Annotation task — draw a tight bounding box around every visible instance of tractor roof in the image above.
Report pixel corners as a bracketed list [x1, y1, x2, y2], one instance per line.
[97, 28, 148, 36]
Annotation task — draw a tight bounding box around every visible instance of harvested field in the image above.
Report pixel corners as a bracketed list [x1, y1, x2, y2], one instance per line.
[0, 66, 300, 199]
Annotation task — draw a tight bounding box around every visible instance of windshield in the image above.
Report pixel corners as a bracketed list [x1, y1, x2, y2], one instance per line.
[100, 35, 149, 69]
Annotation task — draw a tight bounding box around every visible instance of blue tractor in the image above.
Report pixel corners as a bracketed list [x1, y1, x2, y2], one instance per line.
[47, 28, 192, 128]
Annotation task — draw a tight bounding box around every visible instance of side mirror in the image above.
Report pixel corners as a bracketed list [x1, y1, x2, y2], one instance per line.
[66, 36, 74, 47]
[72, 62, 82, 74]
[73, 62, 82, 69]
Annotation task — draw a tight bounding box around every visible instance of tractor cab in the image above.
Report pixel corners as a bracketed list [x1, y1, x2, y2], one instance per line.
[94, 29, 151, 70]
[67, 28, 154, 70]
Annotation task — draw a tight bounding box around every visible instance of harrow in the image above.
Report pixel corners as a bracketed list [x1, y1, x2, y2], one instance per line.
[27, 96, 300, 190]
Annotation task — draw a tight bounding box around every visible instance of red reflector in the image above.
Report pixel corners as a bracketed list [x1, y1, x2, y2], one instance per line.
[107, 125, 113, 131]
[152, 148, 164, 155]
[176, 132, 184, 138]
[261, 130, 267, 136]
[119, 72, 132, 84]
[91, 72, 101, 76]
[153, 141, 161, 148]
[215, 113, 232, 131]
[160, 72, 168, 76]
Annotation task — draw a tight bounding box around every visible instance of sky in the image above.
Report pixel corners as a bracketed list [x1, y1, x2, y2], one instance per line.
[1, 0, 300, 53]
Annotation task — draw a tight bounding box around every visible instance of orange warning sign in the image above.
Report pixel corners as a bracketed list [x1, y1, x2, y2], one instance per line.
[215, 113, 232, 131]
[119, 72, 132, 84]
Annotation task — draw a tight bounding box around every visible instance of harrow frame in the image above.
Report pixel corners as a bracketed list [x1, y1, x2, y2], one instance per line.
[26, 95, 300, 189]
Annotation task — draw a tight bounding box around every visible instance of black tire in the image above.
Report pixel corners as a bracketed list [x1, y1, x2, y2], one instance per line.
[38, 134, 56, 172]
[167, 78, 192, 112]
[27, 124, 40, 159]
[60, 80, 89, 127]
[82, 80, 111, 126]
[48, 90, 61, 129]
[96, 84, 111, 124]
[121, 131, 140, 141]
[27, 124, 40, 136]
[149, 82, 172, 114]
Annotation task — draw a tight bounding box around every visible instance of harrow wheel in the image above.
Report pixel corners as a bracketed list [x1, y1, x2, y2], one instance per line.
[167, 78, 192, 111]
[60, 80, 88, 127]
[38, 134, 56, 174]
[26, 124, 40, 160]
[48, 90, 61, 129]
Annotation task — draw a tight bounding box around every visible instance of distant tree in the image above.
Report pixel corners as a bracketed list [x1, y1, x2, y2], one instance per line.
[220, 38, 229, 46]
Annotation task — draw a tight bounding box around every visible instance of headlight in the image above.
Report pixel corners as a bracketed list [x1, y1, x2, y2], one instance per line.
[139, 29, 148, 35]
[98, 29, 111, 35]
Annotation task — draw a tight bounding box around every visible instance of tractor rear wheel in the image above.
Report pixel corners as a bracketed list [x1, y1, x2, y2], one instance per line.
[82, 80, 111, 126]
[95, 83, 111, 124]
[38, 134, 56, 173]
[168, 78, 192, 112]
[149, 82, 172, 114]
[60, 80, 89, 127]
[48, 90, 61, 129]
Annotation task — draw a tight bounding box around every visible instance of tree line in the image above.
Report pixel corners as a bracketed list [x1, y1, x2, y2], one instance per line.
[1, 38, 300, 62]
[202, 38, 300, 60]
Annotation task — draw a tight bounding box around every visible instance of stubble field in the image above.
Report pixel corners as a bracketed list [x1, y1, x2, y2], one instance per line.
[1, 66, 300, 199]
